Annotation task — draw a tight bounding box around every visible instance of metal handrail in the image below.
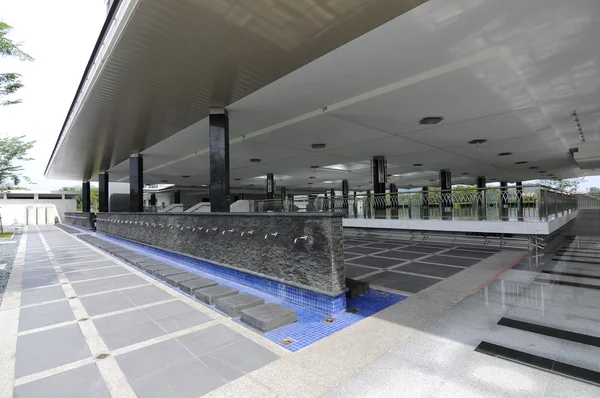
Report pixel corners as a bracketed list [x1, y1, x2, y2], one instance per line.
[248, 185, 577, 222]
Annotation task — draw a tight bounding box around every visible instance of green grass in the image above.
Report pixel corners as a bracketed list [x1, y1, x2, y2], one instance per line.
[0, 232, 14, 239]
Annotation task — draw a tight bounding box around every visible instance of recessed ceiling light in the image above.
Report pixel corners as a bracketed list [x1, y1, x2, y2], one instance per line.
[468, 139, 487, 145]
[311, 143, 326, 149]
[491, 178, 497, 181]
[497, 152, 512, 156]
[515, 161, 528, 165]
[310, 165, 319, 169]
[413, 163, 423, 167]
[529, 166, 538, 169]
[462, 172, 469, 175]
[200, 184, 207, 187]
[161, 180, 168, 183]
[538, 170, 547, 173]
[309, 176, 316, 179]
[249, 159, 261, 163]
[308, 182, 313, 185]
[249, 184, 255, 187]
[181, 175, 190, 178]
[234, 178, 241, 181]
[419, 116, 444, 125]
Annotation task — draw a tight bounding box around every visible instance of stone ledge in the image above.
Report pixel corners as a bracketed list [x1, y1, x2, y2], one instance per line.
[195, 285, 238, 305]
[179, 278, 218, 295]
[165, 272, 200, 287]
[241, 303, 296, 332]
[216, 294, 265, 317]
[154, 268, 187, 281]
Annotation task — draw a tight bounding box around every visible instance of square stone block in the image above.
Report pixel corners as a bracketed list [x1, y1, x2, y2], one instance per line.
[154, 268, 187, 281]
[240, 303, 296, 332]
[141, 263, 172, 274]
[215, 294, 265, 317]
[179, 277, 218, 295]
[165, 272, 201, 287]
[195, 285, 238, 305]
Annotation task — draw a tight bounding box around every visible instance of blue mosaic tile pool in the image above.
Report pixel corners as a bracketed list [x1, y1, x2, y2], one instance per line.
[68, 227, 407, 352]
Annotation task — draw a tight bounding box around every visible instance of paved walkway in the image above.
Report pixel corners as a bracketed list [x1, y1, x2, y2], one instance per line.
[0, 226, 287, 398]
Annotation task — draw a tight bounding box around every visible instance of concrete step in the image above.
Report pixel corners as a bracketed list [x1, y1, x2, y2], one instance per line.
[154, 267, 188, 281]
[345, 278, 370, 299]
[165, 272, 201, 288]
[179, 277, 218, 295]
[240, 303, 296, 332]
[195, 285, 238, 305]
[216, 294, 265, 317]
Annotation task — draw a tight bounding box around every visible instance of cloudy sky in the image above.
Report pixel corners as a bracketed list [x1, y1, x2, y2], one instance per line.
[1, 0, 599, 192]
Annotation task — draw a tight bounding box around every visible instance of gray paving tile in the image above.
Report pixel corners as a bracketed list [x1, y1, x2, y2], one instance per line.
[419, 255, 481, 267]
[142, 300, 196, 320]
[116, 339, 196, 382]
[108, 274, 148, 289]
[362, 242, 406, 250]
[376, 250, 427, 260]
[120, 285, 172, 306]
[154, 310, 212, 333]
[13, 363, 108, 398]
[362, 271, 440, 293]
[22, 269, 56, 279]
[15, 324, 91, 378]
[443, 249, 494, 259]
[21, 274, 59, 290]
[93, 309, 152, 335]
[402, 245, 445, 254]
[65, 266, 130, 282]
[344, 246, 386, 255]
[344, 253, 362, 261]
[208, 338, 278, 373]
[101, 320, 166, 350]
[130, 359, 225, 398]
[394, 262, 464, 278]
[343, 239, 370, 246]
[61, 260, 116, 272]
[80, 291, 134, 316]
[20, 285, 65, 306]
[345, 264, 378, 279]
[19, 300, 75, 332]
[346, 256, 403, 269]
[200, 354, 245, 382]
[71, 278, 115, 296]
[177, 324, 245, 356]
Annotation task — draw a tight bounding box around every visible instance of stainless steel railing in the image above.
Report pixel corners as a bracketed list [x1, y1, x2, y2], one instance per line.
[248, 185, 577, 222]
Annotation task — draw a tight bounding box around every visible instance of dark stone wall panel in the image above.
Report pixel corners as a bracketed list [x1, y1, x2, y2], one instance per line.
[65, 212, 95, 230]
[96, 212, 345, 295]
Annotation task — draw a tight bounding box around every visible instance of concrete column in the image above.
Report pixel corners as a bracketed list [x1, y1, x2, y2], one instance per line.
[209, 108, 230, 212]
[266, 174, 275, 200]
[440, 169, 452, 220]
[372, 157, 386, 218]
[342, 180, 349, 216]
[82, 181, 91, 213]
[516, 181, 524, 221]
[129, 155, 143, 212]
[174, 190, 181, 204]
[149, 193, 157, 206]
[500, 181, 509, 221]
[98, 172, 109, 213]
[421, 186, 429, 220]
[390, 183, 398, 219]
[477, 176, 486, 221]
[353, 191, 358, 218]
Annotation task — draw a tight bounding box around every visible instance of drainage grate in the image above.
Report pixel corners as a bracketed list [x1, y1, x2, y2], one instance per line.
[96, 353, 109, 360]
[346, 307, 359, 313]
[280, 338, 296, 346]
[324, 317, 335, 323]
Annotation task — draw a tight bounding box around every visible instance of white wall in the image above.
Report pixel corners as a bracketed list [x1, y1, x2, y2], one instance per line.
[0, 199, 77, 226]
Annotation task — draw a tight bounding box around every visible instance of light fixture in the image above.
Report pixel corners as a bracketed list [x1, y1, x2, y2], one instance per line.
[571, 110, 586, 142]
[310, 166, 319, 169]
[413, 163, 423, 167]
[234, 178, 241, 181]
[462, 172, 469, 175]
[419, 117, 444, 125]
[529, 166, 538, 169]
[538, 171, 547, 173]
[515, 161, 528, 165]
[311, 143, 326, 149]
[249, 184, 255, 187]
[161, 180, 168, 183]
[468, 139, 487, 145]
[309, 176, 316, 179]
[250, 159, 261, 163]
[497, 152, 512, 157]
[181, 175, 190, 178]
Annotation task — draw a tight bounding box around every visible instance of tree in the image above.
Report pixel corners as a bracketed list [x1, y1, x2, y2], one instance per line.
[0, 135, 35, 190]
[539, 178, 585, 192]
[589, 187, 600, 194]
[60, 185, 98, 212]
[1, 22, 34, 106]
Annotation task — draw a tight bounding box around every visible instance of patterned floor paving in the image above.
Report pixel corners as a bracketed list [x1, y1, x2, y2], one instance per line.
[343, 238, 501, 294]
[2, 226, 285, 398]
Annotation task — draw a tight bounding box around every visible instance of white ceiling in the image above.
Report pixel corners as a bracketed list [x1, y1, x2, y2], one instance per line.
[104, 0, 600, 191]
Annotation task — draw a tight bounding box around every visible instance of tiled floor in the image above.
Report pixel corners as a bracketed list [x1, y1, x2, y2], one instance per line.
[1, 226, 283, 398]
[344, 238, 500, 294]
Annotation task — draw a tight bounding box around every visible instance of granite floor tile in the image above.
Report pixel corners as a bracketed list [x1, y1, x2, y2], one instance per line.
[21, 274, 59, 290]
[177, 324, 245, 357]
[419, 255, 481, 267]
[80, 291, 135, 316]
[71, 278, 115, 296]
[443, 249, 494, 259]
[120, 285, 172, 306]
[65, 266, 130, 282]
[154, 310, 212, 333]
[207, 338, 278, 373]
[344, 246, 386, 255]
[394, 262, 464, 279]
[101, 320, 166, 350]
[375, 250, 428, 261]
[346, 256, 402, 269]
[20, 285, 66, 306]
[19, 300, 75, 331]
[362, 271, 441, 293]
[345, 264, 378, 279]
[142, 300, 196, 320]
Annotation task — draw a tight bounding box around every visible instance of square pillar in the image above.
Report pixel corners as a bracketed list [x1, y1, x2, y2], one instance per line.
[129, 155, 143, 212]
[500, 181, 509, 221]
[477, 176, 486, 221]
[342, 180, 349, 216]
[174, 190, 181, 204]
[516, 181, 524, 221]
[421, 186, 429, 220]
[390, 183, 398, 219]
[440, 169, 452, 220]
[82, 181, 91, 213]
[209, 108, 230, 212]
[98, 173, 109, 213]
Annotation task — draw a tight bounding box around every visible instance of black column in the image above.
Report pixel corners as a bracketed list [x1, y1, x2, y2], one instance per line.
[421, 186, 429, 220]
[266, 173, 275, 200]
[209, 108, 230, 212]
[390, 183, 398, 219]
[82, 181, 91, 213]
[440, 169, 452, 220]
[477, 176, 486, 221]
[353, 191, 358, 218]
[129, 155, 143, 212]
[516, 181, 524, 221]
[174, 190, 181, 204]
[98, 173, 109, 213]
[372, 157, 386, 218]
[500, 181, 509, 221]
[280, 186, 286, 199]
[329, 188, 335, 211]
[149, 193, 157, 206]
[342, 180, 349, 216]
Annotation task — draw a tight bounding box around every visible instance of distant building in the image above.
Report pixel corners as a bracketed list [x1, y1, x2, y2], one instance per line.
[0, 191, 78, 226]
